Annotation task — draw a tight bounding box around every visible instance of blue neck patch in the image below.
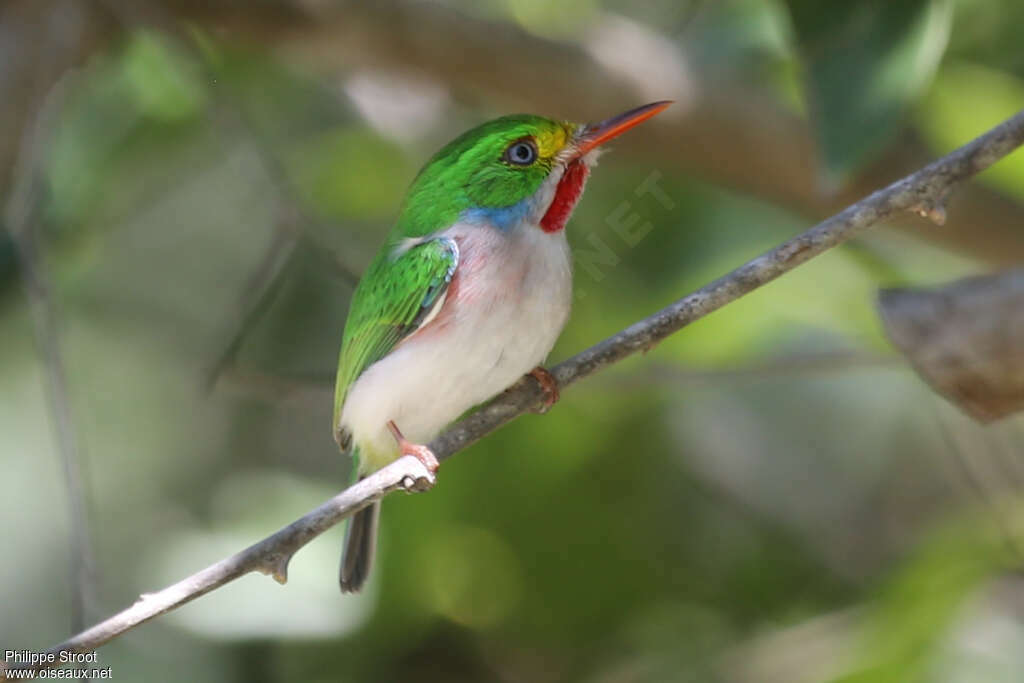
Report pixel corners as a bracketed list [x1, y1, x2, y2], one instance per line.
[460, 196, 532, 231]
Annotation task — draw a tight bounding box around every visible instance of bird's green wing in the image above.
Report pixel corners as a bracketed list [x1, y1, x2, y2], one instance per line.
[333, 236, 459, 448]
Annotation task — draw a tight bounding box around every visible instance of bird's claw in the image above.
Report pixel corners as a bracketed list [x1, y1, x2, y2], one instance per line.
[528, 366, 560, 414]
[387, 420, 439, 475]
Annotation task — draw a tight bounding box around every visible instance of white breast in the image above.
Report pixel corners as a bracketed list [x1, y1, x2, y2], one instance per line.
[340, 222, 573, 472]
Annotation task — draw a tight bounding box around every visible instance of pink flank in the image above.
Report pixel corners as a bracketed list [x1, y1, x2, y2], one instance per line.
[399, 229, 524, 344]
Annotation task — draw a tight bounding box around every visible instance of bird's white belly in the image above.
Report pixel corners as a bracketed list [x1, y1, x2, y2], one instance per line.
[340, 222, 572, 471]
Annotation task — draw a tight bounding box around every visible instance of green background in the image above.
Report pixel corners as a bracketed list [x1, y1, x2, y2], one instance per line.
[3, 0, 1024, 681]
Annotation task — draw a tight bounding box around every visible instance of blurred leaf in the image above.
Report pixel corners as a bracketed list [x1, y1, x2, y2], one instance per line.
[287, 127, 412, 221]
[945, 0, 1024, 75]
[121, 31, 207, 122]
[785, 0, 952, 183]
[197, 42, 352, 145]
[831, 513, 1012, 682]
[879, 270, 1024, 423]
[45, 31, 207, 228]
[916, 61, 1024, 199]
[417, 525, 524, 629]
[658, 237, 891, 366]
[682, 0, 802, 109]
[503, 0, 599, 38]
[11, 4, 1024, 680]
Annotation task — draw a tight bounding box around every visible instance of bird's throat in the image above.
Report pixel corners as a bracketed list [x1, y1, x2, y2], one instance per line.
[540, 159, 590, 233]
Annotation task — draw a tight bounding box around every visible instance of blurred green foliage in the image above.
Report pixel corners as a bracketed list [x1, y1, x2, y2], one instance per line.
[786, 0, 952, 182]
[4, 1, 1024, 682]
[918, 62, 1024, 195]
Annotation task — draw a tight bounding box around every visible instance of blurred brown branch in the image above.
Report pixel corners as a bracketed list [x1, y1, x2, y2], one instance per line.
[216, 351, 900, 401]
[4, 1, 1024, 270]
[202, 222, 299, 392]
[164, 0, 1024, 267]
[430, 109, 1024, 459]
[0, 0, 111, 197]
[2, 37, 96, 647]
[0, 456, 436, 681]
[5, 97, 1024, 682]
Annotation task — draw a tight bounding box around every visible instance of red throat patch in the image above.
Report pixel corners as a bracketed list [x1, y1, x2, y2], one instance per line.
[540, 159, 590, 233]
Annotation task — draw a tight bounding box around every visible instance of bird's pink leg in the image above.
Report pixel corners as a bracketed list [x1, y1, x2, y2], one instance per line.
[387, 420, 439, 474]
[528, 366, 560, 414]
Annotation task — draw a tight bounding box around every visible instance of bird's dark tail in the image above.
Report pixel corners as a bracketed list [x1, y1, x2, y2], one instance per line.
[340, 500, 379, 593]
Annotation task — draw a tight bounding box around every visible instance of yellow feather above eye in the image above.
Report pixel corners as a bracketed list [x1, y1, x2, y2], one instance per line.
[535, 125, 571, 159]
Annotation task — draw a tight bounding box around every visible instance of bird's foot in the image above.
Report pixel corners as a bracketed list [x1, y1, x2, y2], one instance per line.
[387, 420, 439, 475]
[528, 366, 560, 414]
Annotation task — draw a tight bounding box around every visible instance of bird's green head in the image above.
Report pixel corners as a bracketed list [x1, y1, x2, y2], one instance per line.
[393, 101, 670, 238]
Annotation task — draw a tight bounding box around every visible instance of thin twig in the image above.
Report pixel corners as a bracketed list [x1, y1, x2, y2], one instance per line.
[200, 95, 363, 288]
[217, 367, 335, 400]
[8, 0, 1024, 268]
[195, 37, 362, 389]
[4, 106, 1024, 680]
[97, 0, 362, 392]
[150, 0, 1024, 267]
[214, 351, 900, 401]
[3, 70, 96, 642]
[1, 457, 435, 679]
[430, 110, 1024, 460]
[202, 223, 299, 392]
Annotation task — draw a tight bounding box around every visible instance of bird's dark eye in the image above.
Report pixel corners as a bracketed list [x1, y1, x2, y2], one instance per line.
[504, 139, 538, 166]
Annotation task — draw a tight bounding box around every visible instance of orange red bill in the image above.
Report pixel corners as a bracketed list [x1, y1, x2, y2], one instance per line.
[573, 100, 672, 158]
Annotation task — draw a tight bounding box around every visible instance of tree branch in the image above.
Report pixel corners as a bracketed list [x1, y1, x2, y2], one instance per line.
[4, 105, 1024, 680]
[431, 109, 1024, 459]
[4, 1, 1024, 269]
[1, 457, 435, 680]
[158, 0, 1024, 267]
[3, 61, 96, 646]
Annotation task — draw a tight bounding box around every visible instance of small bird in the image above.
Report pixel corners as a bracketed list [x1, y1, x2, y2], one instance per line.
[333, 101, 670, 592]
